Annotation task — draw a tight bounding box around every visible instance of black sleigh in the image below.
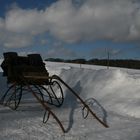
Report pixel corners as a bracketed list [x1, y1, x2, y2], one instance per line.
[0, 52, 108, 133]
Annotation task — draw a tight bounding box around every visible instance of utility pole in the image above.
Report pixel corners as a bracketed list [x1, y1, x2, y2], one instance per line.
[106, 48, 110, 69]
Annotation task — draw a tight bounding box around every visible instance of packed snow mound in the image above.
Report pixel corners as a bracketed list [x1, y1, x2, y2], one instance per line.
[0, 59, 140, 119]
[0, 60, 140, 140]
[58, 67, 140, 118]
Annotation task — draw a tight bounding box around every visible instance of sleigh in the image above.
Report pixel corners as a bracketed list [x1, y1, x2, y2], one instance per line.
[0, 52, 109, 133]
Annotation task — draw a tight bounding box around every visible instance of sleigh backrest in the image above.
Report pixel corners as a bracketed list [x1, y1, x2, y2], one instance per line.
[1, 52, 49, 83]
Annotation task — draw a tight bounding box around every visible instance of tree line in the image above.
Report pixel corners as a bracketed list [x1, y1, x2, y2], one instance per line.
[45, 58, 140, 69]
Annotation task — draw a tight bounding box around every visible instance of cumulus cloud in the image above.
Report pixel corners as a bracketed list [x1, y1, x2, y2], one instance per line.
[5, 6, 47, 34]
[45, 0, 140, 42]
[18, 51, 37, 56]
[0, 18, 34, 48]
[0, 0, 140, 48]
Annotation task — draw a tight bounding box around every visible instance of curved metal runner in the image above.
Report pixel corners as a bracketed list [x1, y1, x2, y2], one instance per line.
[0, 74, 109, 133]
[22, 75, 109, 133]
[50, 75, 109, 128]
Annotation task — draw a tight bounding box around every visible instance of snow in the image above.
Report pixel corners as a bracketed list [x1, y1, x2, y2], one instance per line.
[0, 60, 140, 140]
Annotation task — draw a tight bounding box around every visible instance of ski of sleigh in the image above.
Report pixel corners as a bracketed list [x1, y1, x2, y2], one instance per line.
[0, 52, 109, 133]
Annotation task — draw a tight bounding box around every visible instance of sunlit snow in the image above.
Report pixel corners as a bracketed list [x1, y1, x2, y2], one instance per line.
[0, 60, 140, 140]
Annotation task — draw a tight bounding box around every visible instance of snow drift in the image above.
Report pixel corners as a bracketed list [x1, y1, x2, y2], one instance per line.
[1, 60, 140, 119]
[0, 60, 140, 140]
[56, 67, 140, 119]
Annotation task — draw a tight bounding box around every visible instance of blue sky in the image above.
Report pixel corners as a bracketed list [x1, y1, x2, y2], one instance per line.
[0, 0, 140, 60]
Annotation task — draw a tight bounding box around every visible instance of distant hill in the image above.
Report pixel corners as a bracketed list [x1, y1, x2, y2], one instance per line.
[45, 58, 140, 70]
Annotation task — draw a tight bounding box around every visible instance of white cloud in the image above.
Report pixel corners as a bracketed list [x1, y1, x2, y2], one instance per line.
[3, 34, 34, 48]
[5, 6, 47, 35]
[44, 0, 140, 42]
[0, 18, 4, 28]
[0, 0, 140, 48]
[18, 51, 37, 56]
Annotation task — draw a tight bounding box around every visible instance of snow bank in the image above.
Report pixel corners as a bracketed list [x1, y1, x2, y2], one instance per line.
[0, 60, 140, 139]
[58, 67, 140, 118]
[0, 59, 140, 118]
[1, 59, 140, 118]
